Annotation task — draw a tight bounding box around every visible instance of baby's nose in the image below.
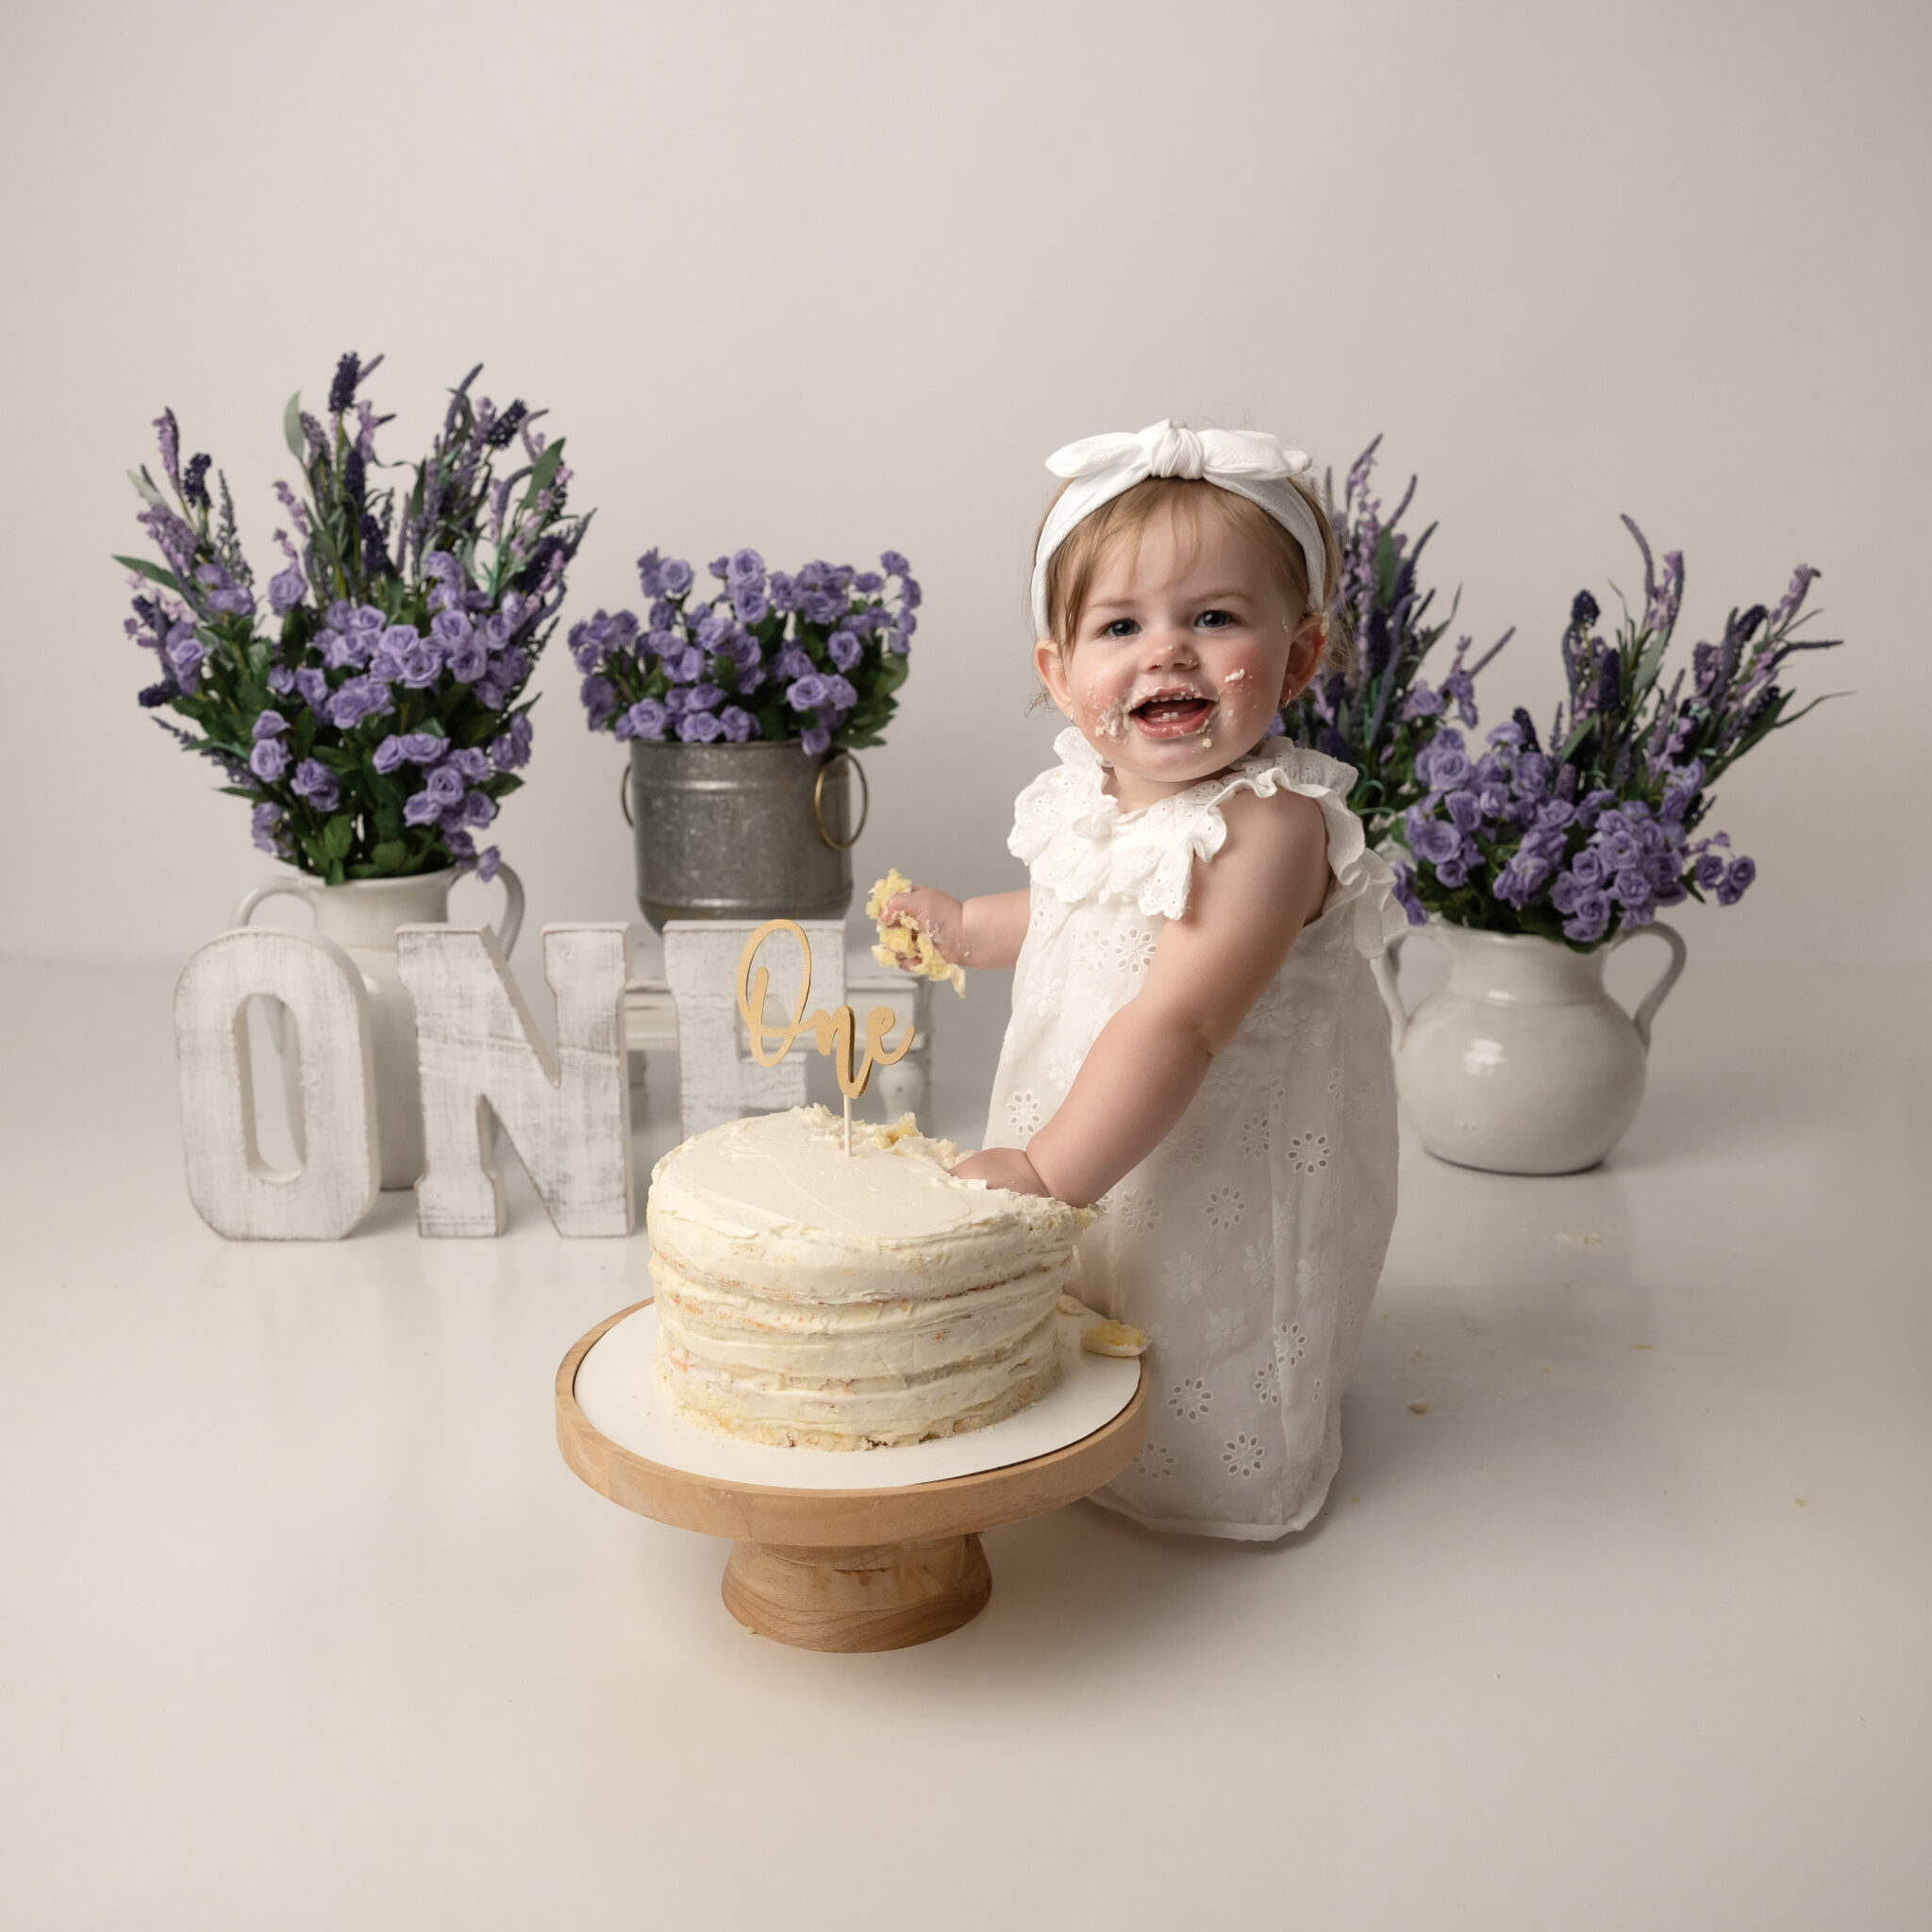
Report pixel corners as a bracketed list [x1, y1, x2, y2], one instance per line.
[1141, 620, 1200, 665]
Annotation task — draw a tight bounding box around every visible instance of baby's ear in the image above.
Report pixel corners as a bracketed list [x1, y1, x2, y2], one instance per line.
[1278, 613, 1327, 704]
[1034, 637, 1074, 716]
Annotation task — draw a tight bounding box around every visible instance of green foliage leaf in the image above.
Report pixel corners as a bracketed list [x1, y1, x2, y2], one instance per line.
[370, 841, 409, 872]
[1374, 530, 1401, 607]
[521, 438, 564, 509]
[1630, 625, 1671, 709]
[284, 391, 306, 462]
[320, 815, 354, 861]
[127, 468, 166, 508]
[113, 554, 184, 595]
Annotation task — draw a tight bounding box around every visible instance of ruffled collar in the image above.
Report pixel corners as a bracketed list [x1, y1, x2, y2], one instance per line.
[1050, 725, 1324, 826]
[1009, 726, 1400, 953]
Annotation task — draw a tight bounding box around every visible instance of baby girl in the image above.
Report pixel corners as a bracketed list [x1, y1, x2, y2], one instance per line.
[890, 421, 1403, 1539]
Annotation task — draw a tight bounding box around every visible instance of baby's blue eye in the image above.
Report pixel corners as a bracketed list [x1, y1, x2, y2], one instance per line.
[1196, 608, 1236, 629]
[1102, 618, 1140, 638]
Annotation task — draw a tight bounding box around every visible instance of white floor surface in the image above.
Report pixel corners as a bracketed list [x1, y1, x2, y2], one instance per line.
[1, 953, 1926, 1930]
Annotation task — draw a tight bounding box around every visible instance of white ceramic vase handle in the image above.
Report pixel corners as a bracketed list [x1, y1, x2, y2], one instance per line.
[1609, 919, 1688, 1050]
[232, 876, 319, 930]
[1372, 929, 1418, 1051]
[486, 862, 525, 959]
[230, 878, 321, 1055]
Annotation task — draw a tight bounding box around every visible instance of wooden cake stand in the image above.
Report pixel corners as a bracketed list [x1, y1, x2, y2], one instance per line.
[556, 1300, 1147, 1652]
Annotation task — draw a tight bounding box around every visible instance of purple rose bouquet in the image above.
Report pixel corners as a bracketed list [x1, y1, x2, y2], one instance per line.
[571, 548, 919, 754]
[119, 355, 589, 884]
[1276, 438, 1512, 842]
[1391, 519, 1842, 948]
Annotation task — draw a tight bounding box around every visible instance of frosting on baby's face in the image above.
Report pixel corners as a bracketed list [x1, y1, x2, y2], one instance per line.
[1035, 504, 1324, 811]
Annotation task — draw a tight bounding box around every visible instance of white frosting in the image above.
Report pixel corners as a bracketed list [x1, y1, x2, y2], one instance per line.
[661, 1307, 1063, 1449]
[647, 1105, 1081, 1303]
[648, 1107, 1079, 1450]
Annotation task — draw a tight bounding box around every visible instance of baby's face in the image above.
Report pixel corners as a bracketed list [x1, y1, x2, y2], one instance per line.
[1036, 503, 1324, 808]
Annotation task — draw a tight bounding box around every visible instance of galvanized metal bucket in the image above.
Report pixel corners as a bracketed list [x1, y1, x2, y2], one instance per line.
[625, 741, 868, 929]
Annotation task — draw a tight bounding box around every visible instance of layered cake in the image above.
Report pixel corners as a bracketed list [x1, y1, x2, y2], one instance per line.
[648, 1106, 1080, 1449]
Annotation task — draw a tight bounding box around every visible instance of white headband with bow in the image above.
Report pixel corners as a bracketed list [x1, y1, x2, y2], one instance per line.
[1030, 419, 1325, 640]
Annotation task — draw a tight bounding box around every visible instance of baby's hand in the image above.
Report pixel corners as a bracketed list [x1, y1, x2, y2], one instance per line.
[950, 1147, 1052, 1197]
[885, 886, 965, 961]
[867, 871, 968, 995]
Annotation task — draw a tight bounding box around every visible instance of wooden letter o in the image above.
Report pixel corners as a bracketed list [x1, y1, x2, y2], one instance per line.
[173, 928, 379, 1241]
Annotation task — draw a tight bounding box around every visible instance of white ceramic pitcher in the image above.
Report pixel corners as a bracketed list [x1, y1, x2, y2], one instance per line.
[232, 866, 524, 1189]
[1373, 917, 1686, 1174]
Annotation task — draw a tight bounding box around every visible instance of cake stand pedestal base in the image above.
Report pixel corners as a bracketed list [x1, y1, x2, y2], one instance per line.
[722, 1534, 992, 1651]
[558, 1301, 1145, 1653]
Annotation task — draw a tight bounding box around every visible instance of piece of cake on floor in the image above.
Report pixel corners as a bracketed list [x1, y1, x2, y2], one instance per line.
[648, 1105, 1080, 1449]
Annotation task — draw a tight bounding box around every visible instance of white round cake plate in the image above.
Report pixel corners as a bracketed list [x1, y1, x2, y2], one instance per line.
[575, 1302, 1139, 1488]
[556, 1300, 1147, 1653]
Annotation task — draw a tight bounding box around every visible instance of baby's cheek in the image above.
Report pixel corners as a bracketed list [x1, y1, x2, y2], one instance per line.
[1079, 669, 1134, 743]
[1215, 652, 1282, 728]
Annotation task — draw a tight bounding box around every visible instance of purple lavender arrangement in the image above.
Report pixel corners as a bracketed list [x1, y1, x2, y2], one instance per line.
[119, 355, 589, 884]
[1277, 438, 1512, 841]
[1392, 520, 1841, 947]
[571, 548, 919, 753]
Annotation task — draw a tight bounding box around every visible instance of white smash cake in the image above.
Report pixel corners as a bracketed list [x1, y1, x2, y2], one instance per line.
[648, 1106, 1082, 1450]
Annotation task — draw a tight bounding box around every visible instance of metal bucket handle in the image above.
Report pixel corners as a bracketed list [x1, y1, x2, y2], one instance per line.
[813, 750, 869, 852]
[621, 748, 870, 852]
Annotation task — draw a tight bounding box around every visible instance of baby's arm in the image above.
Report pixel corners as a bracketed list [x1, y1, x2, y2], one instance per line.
[958, 789, 1332, 1206]
[884, 887, 1031, 972]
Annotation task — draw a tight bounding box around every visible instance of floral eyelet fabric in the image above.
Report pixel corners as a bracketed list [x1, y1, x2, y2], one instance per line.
[985, 730, 1402, 1540]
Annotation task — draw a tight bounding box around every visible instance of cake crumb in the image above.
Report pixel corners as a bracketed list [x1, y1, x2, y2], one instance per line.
[1407, 1399, 1429, 1415]
[1081, 1320, 1149, 1357]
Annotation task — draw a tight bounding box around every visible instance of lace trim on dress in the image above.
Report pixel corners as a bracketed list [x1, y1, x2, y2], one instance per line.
[1009, 727, 1404, 957]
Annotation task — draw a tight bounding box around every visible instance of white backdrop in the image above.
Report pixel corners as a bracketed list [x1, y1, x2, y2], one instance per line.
[3, 0, 1925, 964]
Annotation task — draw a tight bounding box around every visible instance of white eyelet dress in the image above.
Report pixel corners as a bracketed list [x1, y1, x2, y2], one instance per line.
[985, 728, 1406, 1540]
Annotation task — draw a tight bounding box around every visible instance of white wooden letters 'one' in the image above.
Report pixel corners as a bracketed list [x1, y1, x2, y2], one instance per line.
[398, 923, 634, 1240]
[174, 928, 379, 1241]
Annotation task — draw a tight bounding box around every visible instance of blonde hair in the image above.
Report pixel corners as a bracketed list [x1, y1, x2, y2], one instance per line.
[1037, 474, 1353, 678]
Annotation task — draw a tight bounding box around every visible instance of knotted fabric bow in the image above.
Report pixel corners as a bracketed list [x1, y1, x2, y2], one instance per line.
[1030, 419, 1324, 640]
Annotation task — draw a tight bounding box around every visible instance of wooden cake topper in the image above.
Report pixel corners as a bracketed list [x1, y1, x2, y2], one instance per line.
[735, 919, 913, 1153]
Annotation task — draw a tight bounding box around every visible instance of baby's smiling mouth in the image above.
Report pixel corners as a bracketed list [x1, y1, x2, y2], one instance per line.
[1129, 687, 1217, 738]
